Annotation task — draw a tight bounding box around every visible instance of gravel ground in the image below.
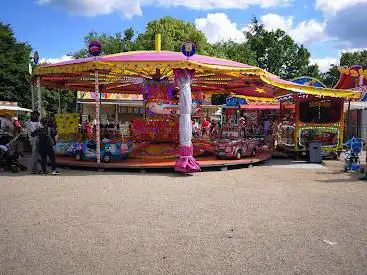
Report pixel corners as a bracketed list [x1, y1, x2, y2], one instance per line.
[0, 158, 367, 274]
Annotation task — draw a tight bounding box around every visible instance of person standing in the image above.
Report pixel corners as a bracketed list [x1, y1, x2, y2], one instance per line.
[192, 119, 200, 138]
[201, 117, 210, 137]
[32, 117, 60, 176]
[263, 117, 271, 137]
[25, 111, 41, 174]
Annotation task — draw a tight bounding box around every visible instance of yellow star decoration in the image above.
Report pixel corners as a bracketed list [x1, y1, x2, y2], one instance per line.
[255, 87, 266, 93]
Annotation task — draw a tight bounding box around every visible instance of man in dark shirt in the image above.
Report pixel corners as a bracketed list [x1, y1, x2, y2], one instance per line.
[31, 117, 59, 175]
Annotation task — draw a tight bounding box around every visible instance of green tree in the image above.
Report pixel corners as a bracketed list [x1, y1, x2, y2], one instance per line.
[37, 58, 78, 114]
[212, 40, 257, 66]
[0, 22, 32, 108]
[245, 18, 321, 79]
[322, 65, 340, 88]
[340, 51, 367, 66]
[72, 27, 136, 58]
[73, 17, 219, 57]
[41, 88, 76, 114]
[302, 64, 323, 80]
[134, 16, 215, 55]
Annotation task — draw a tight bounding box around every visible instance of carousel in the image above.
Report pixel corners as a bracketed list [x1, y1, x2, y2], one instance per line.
[271, 70, 367, 159]
[32, 35, 359, 172]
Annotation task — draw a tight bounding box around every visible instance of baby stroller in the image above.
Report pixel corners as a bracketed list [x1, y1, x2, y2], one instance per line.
[343, 137, 364, 172]
[0, 131, 27, 173]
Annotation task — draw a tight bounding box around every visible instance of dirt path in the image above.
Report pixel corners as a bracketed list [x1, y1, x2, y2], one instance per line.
[1, 159, 366, 274]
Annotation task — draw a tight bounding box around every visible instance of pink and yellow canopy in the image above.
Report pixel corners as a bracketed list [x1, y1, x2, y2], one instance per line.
[33, 50, 359, 99]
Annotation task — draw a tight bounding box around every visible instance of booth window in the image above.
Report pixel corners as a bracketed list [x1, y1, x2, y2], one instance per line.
[299, 100, 341, 123]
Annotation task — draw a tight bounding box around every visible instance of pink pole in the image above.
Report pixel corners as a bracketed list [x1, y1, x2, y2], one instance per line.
[95, 70, 101, 164]
[174, 68, 200, 173]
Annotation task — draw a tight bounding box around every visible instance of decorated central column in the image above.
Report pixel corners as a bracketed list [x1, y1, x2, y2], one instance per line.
[174, 68, 200, 173]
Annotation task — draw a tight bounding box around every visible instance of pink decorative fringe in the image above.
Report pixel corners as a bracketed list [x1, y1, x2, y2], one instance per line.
[175, 145, 201, 173]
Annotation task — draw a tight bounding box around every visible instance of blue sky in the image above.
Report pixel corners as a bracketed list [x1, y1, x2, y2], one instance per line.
[1, 0, 366, 72]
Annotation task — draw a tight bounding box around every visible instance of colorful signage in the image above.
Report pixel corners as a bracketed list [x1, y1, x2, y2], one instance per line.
[181, 41, 196, 57]
[309, 101, 331, 108]
[78, 91, 143, 101]
[338, 66, 367, 78]
[55, 113, 79, 135]
[88, 40, 102, 56]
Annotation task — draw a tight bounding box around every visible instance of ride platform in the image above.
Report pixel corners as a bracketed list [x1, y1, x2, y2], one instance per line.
[55, 152, 272, 171]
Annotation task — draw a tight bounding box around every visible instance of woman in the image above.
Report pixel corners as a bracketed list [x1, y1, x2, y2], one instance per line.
[25, 111, 41, 174]
[32, 117, 59, 176]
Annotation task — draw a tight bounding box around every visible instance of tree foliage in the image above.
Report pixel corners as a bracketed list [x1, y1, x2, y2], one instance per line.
[322, 65, 340, 88]
[41, 88, 76, 114]
[72, 17, 218, 58]
[134, 17, 215, 55]
[0, 22, 32, 108]
[340, 51, 367, 67]
[212, 41, 257, 66]
[245, 18, 321, 79]
[73, 27, 136, 58]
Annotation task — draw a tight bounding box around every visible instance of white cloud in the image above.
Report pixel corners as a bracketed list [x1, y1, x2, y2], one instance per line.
[38, 0, 142, 18]
[315, 0, 367, 15]
[340, 48, 367, 53]
[151, 0, 292, 9]
[324, 3, 367, 49]
[310, 47, 367, 73]
[39, 55, 74, 64]
[260, 13, 325, 44]
[261, 13, 293, 31]
[310, 57, 338, 72]
[38, 0, 292, 18]
[195, 13, 246, 43]
[195, 12, 325, 45]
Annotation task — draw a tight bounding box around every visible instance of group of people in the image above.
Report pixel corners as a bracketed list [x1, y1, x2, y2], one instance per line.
[25, 111, 59, 175]
[81, 119, 131, 141]
[192, 118, 221, 138]
[0, 115, 22, 144]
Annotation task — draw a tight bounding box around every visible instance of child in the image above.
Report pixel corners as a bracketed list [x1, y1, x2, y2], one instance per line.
[201, 117, 210, 137]
[32, 117, 59, 176]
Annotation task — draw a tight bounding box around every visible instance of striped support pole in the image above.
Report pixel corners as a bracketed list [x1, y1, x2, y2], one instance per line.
[37, 77, 42, 114]
[95, 70, 101, 164]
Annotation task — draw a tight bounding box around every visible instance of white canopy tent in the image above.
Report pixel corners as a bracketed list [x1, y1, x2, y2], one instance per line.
[0, 106, 32, 112]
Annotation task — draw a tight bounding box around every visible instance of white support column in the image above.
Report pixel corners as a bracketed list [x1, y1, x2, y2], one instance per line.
[29, 63, 35, 111]
[95, 70, 101, 164]
[31, 82, 35, 111]
[37, 77, 42, 114]
[174, 69, 200, 173]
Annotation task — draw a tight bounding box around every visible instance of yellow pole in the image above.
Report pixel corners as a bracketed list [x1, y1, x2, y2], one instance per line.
[155, 33, 161, 52]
